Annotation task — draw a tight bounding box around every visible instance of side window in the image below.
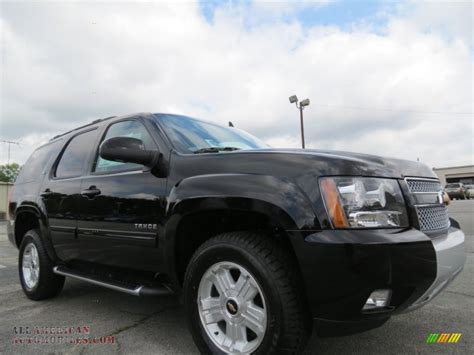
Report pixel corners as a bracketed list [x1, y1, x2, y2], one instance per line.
[94, 120, 155, 173]
[16, 140, 62, 184]
[55, 130, 98, 179]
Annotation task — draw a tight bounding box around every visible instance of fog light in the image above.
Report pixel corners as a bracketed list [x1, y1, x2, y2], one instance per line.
[363, 289, 391, 311]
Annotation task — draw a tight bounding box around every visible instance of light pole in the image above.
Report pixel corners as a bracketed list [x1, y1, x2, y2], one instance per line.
[289, 95, 310, 149]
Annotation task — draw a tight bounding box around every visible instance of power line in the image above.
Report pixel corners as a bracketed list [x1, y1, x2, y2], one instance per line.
[314, 104, 472, 115]
[0, 139, 21, 164]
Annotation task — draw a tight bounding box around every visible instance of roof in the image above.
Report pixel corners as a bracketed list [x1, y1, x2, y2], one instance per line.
[49, 115, 117, 141]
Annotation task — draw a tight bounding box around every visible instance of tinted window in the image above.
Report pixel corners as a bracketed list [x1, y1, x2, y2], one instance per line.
[55, 130, 98, 179]
[16, 140, 62, 184]
[94, 120, 155, 173]
[155, 115, 268, 154]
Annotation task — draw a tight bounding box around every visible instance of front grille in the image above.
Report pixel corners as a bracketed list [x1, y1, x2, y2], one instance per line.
[405, 178, 450, 233]
[415, 205, 450, 231]
[406, 179, 442, 193]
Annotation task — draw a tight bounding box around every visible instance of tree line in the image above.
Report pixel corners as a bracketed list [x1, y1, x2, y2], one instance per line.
[0, 163, 21, 183]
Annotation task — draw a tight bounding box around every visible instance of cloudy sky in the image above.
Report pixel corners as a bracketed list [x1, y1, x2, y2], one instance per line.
[0, 0, 472, 168]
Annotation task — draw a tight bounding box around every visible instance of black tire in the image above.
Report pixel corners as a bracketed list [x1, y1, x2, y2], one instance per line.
[18, 229, 65, 300]
[184, 232, 311, 354]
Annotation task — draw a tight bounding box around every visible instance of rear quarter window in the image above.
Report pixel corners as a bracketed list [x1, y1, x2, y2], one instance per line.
[15, 140, 62, 184]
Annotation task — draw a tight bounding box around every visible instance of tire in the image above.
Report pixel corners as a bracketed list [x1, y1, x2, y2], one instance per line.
[18, 229, 65, 300]
[184, 232, 311, 354]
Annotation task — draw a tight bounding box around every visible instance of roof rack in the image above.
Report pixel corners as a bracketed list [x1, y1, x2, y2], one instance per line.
[50, 116, 116, 141]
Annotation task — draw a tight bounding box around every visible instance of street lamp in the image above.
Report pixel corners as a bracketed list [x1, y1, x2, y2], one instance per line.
[289, 95, 310, 149]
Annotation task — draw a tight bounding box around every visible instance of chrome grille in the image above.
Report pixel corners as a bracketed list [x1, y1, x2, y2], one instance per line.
[406, 179, 442, 193]
[405, 178, 450, 232]
[415, 205, 450, 231]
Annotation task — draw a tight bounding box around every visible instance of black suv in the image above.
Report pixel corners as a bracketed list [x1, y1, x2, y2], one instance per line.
[8, 113, 466, 354]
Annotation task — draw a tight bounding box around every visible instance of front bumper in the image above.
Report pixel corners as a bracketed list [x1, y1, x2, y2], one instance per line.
[404, 227, 465, 311]
[288, 226, 465, 335]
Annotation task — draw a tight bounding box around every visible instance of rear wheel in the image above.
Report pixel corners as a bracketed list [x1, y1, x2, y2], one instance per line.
[19, 229, 65, 300]
[184, 232, 311, 354]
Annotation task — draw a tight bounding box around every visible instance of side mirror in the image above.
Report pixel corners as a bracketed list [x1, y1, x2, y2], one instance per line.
[99, 137, 157, 166]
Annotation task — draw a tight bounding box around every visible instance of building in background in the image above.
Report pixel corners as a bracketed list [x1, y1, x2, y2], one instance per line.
[433, 165, 474, 186]
[0, 182, 13, 220]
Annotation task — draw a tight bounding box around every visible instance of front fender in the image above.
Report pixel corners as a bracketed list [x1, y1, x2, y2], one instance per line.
[162, 173, 318, 288]
[168, 173, 317, 230]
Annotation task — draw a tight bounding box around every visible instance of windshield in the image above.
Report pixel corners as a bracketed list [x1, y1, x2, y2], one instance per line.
[154, 114, 269, 154]
[446, 183, 460, 188]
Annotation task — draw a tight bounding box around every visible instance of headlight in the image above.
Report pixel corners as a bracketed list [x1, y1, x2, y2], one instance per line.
[320, 177, 408, 228]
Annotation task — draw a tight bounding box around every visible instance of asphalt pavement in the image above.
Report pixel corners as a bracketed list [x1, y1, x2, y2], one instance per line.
[0, 200, 472, 354]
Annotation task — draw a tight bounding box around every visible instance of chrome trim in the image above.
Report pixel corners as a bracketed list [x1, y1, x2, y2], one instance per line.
[77, 228, 157, 242]
[404, 177, 440, 181]
[410, 191, 442, 195]
[414, 203, 445, 208]
[415, 205, 451, 231]
[50, 226, 76, 233]
[404, 177, 442, 194]
[53, 266, 142, 296]
[405, 177, 449, 232]
[78, 227, 156, 236]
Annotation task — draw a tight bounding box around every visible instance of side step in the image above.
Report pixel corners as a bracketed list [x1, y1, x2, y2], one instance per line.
[53, 266, 173, 297]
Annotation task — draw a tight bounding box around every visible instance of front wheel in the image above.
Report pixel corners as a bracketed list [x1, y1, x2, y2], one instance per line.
[184, 232, 311, 354]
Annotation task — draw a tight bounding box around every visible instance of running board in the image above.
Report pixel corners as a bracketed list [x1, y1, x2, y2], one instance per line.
[53, 266, 173, 297]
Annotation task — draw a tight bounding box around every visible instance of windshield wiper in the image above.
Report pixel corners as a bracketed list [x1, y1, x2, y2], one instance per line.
[193, 147, 241, 154]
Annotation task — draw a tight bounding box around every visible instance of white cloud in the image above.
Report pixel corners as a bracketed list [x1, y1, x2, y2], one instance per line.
[251, 0, 336, 17]
[0, 0, 472, 168]
[400, 0, 472, 46]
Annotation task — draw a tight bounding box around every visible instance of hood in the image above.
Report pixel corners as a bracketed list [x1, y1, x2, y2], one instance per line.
[237, 148, 437, 179]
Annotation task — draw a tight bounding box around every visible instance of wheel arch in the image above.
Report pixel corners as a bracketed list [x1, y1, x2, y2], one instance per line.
[163, 173, 318, 291]
[14, 204, 58, 261]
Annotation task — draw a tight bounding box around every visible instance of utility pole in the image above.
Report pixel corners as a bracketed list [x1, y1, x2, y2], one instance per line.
[289, 95, 310, 149]
[0, 139, 20, 164]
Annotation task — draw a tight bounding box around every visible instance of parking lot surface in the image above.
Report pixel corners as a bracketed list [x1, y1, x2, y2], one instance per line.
[0, 200, 473, 354]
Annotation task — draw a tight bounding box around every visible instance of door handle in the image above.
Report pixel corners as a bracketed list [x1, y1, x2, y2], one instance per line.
[81, 186, 101, 198]
[40, 189, 53, 198]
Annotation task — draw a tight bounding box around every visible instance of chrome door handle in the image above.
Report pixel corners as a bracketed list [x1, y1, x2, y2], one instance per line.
[40, 189, 53, 198]
[81, 186, 101, 198]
